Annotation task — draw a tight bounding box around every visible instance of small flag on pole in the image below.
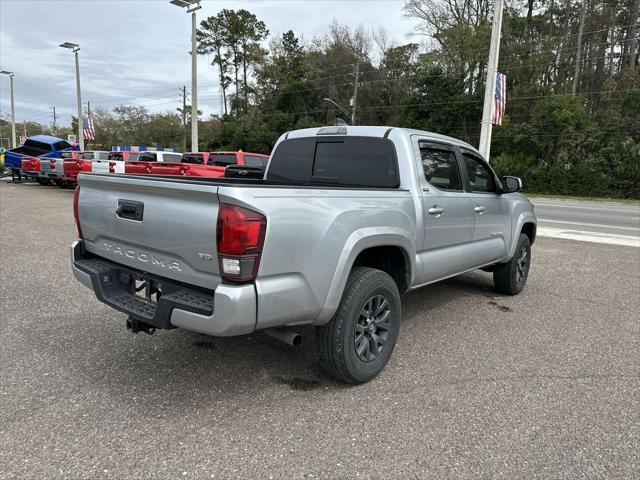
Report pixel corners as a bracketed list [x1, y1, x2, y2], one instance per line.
[83, 115, 96, 140]
[492, 72, 506, 125]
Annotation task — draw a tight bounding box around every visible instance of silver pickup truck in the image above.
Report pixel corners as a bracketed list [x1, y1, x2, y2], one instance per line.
[70, 126, 536, 383]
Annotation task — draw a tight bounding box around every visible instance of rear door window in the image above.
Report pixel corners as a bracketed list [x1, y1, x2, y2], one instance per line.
[54, 141, 71, 151]
[420, 145, 463, 191]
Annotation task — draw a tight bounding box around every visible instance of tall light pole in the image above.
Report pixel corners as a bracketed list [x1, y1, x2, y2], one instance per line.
[0, 70, 16, 148]
[170, 0, 201, 152]
[478, 0, 504, 162]
[59, 42, 84, 149]
[323, 98, 352, 125]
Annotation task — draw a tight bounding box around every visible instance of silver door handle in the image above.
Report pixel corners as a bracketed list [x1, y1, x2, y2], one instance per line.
[474, 205, 486, 215]
[428, 206, 445, 216]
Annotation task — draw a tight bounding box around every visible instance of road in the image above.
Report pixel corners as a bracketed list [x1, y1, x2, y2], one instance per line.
[531, 196, 640, 247]
[1, 182, 639, 479]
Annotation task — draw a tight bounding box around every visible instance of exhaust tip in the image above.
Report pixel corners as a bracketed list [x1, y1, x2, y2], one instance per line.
[291, 333, 303, 348]
[265, 329, 303, 347]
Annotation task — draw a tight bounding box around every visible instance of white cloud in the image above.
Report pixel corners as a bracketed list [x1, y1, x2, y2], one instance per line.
[0, 0, 418, 126]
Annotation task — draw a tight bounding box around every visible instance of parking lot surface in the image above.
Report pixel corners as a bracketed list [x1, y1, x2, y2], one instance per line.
[1, 181, 639, 479]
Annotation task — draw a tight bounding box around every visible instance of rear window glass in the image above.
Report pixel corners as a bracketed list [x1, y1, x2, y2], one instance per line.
[243, 155, 267, 168]
[209, 154, 237, 167]
[182, 153, 204, 164]
[163, 153, 182, 162]
[81, 152, 96, 160]
[61, 151, 74, 159]
[23, 140, 53, 152]
[267, 136, 399, 188]
[107, 152, 122, 161]
[137, 152, 157, 162]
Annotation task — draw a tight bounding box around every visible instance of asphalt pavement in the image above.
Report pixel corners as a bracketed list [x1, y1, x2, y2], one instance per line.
[1, 181, 639, 479]
[531, 196, 640, 247]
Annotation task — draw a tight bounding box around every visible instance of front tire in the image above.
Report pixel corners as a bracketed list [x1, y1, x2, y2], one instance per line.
[315, 267, 401, 384]
[493, 233, 531, 295]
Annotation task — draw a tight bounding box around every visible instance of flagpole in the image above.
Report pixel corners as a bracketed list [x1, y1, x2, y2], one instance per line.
[86, 101, 91, 149]
[479, 0, 504, 162]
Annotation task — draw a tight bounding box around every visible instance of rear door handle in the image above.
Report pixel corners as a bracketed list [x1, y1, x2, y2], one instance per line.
[474, 205, 487, 215]
[428, 206, 445, 216]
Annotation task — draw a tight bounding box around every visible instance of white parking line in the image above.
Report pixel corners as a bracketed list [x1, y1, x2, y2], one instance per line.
[537, 218, 640, 232]
[537, 227, 640, 247]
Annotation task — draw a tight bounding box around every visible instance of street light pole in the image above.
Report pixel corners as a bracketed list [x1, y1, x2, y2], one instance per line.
[323, 98, 351, 124]
[170, 0, 201, 152]
[0, 71, 16, 148]
[60, 42, 84, 149]
[74, 48, 84, 150]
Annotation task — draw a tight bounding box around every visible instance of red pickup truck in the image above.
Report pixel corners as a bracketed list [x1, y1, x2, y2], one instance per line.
[21, 157, 43, 183]
[179, 151, 268, 177]
[59, 151, 111, 188]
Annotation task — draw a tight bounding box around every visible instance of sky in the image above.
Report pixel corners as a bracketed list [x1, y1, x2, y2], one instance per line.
[0, 0, 419, 127]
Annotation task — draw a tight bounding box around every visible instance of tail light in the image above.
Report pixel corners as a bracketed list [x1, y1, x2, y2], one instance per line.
[76, 160, 83, 170]
[108, 161, 116, 173]
[216, 203, 266, 282]
[50, 159, 56, 169]
[73, 186, 83, 239]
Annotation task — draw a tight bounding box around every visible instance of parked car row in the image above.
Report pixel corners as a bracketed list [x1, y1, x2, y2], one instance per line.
[15, 148, 269, 188]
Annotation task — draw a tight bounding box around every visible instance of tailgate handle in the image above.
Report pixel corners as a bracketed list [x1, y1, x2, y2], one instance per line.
[116, 200, 144, 221]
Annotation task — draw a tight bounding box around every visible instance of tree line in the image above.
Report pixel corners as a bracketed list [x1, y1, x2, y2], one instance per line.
[2, 1, 638, 197]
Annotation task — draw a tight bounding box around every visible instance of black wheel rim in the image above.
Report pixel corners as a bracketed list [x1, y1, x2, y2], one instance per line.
[516, 246, 529, 283]
[354, 294, 392, 362]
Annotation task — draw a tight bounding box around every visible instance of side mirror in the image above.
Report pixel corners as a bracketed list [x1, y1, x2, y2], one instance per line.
[501, 176, 522, 194]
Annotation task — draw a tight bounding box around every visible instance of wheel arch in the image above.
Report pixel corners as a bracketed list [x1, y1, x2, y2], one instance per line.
[315, 229, 416, 325]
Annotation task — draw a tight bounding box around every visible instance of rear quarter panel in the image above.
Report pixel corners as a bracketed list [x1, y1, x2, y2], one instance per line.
[218, 186, 418, 328]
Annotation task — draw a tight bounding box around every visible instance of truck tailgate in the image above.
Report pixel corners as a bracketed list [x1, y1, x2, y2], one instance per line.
[77, 174, 222, 290]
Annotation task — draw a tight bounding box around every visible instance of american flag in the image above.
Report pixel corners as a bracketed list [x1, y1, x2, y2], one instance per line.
[492, 72, 506, 125]
[83, 115, 96, 140]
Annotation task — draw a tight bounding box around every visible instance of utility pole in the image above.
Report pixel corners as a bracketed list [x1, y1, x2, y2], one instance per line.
[0, 71, 16, 148]
[191, 8, 199, 152]
[572, 2, 587, 96]
[51, 106, 58, 136]
[181, 85, 187, 152]
[351, 61, 360, 126]
[478, 0, 504, 162]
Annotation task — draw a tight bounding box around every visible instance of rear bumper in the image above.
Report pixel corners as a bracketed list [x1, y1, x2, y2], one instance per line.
[70, 240, 256, 336]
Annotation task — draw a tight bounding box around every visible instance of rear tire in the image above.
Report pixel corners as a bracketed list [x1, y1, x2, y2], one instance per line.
[315, 267, 401, 384]
[493, 233, 531, 295]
